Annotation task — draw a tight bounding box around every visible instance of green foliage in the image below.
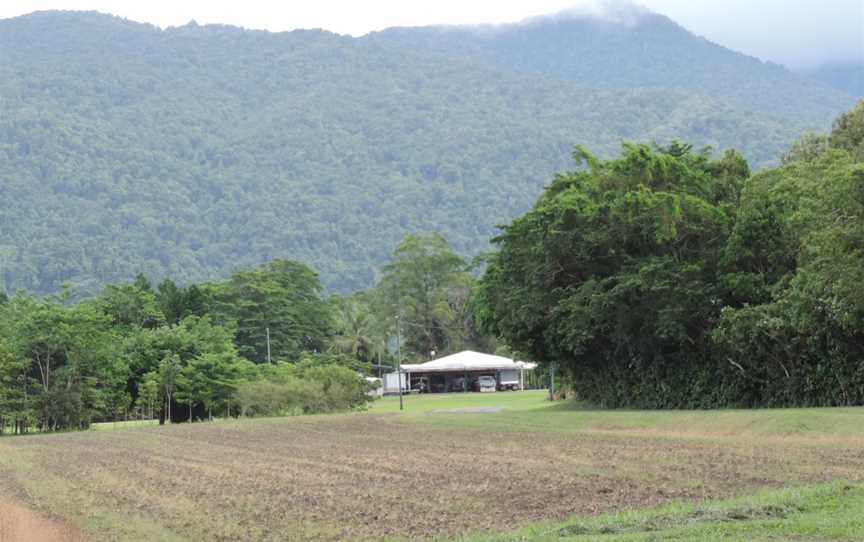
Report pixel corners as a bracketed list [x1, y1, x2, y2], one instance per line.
[714, 148, 864, 406]
[329, 295, 376, 363]
[235, 359, 371, 417]
[829, 99, 864, 160]
[783, 99, 864, 164]
[781, 132, 830, 165]
[0, 293, 122, 429]
[370, 14, 853, 126]
[210, 259, 333, 363]
[378, 233, 467, 356]
[155, 279, 206, 325]
[0, 338, 30, 433]
[0, 258, 361, 432]
[0, 11, 847, 297]
[374, 233, 493, 360]
[97, 281, 164, 329]
[481, 101, 864, 408]
[479, 142, 749, 407]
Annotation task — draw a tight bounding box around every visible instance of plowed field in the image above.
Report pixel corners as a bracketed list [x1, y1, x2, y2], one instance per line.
[1, 392, 863, 541]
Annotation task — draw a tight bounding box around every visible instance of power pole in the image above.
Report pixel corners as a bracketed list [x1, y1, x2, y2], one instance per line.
[549, 363, 555, 401]
[396, 315, 403, 411]
[266, 327, 272, 364]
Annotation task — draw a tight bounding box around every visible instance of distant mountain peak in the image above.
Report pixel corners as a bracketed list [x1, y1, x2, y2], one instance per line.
[525, 0, 651, 27]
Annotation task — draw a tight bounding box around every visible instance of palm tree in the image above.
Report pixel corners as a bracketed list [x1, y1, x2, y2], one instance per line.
[329, 297, 373, 362]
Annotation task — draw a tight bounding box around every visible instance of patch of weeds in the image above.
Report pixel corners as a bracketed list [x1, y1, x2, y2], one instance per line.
[556, 503, 796, 536]
[554, 484, 855, 538]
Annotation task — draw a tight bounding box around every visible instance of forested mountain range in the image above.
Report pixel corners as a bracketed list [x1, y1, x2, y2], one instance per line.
[0, 9, 856, 295]
[367, 8, 854, 125]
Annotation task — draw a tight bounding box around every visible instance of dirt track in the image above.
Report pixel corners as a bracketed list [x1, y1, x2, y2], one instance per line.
[0, 498, 87, 542]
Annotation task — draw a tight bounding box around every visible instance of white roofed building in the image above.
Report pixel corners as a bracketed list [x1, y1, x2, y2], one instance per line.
[385, 350, 537, 394]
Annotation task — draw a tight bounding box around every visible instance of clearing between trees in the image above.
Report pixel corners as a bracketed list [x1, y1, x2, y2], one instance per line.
[0, 391, 862, 541]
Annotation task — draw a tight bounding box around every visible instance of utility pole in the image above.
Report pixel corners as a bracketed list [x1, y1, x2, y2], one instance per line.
[549, 362, 555, 401]
[266, 327, 272, 364]
[396, 315, 403, 411]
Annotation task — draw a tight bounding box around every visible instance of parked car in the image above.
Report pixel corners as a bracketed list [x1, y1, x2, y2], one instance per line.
[497, 369, 520, 391]
[450, 377, 468, 392]
[473, 375, 497, 392]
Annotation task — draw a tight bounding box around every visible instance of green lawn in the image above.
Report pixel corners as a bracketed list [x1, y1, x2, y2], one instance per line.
[90, 419, 161, 431]
[370, 389, 551, 414]
[372, 390, 864, 437]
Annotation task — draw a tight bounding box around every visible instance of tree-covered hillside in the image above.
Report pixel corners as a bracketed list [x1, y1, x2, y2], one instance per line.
[367, 8, 855, 125]
[799, 61, 863, 98]
[0, 10, 852, 295]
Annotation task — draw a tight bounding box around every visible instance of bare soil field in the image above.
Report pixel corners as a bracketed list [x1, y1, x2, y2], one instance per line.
[1, 401, 863, 541]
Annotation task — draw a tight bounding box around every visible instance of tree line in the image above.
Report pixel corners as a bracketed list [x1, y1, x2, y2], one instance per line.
[478, 101, 864, 408]
[0, 234, 491, 434]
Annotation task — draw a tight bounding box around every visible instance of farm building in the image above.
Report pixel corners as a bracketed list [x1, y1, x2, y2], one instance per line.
[384, 350, 536, 394]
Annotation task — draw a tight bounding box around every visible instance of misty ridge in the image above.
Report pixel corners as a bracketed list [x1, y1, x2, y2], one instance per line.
[0, 4, 858, 298]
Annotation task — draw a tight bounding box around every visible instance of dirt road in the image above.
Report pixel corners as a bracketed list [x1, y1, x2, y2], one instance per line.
[0, 497, 87, 542]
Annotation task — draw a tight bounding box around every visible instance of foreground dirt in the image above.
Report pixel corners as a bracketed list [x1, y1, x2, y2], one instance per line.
[0, 498, 88, 542]
[0, 414, 862, 541]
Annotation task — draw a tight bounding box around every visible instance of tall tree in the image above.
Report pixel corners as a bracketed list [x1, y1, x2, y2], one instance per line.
[157, 354, 181, 424]
[6, 295, 120, 430]
[97, 282, 164, 330]
[329, 295, 375, 363]
[156, 279, 206, 325]
[213, 260, 333, 363]
[478, 143, 748, 408]
[377, 233, 470, 359]
[714, 144, 864, 406]
[0, 338, 30, 434]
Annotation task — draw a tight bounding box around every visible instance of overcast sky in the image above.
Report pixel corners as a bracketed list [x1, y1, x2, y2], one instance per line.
[1, 0, 861, 68]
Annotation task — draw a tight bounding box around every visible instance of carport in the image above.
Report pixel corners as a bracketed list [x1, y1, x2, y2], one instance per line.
[396, 350, 536, 393]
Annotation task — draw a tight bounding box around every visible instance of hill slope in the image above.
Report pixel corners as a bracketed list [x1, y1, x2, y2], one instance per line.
[366, 7, 855, 125]
[0, 10, 853, 295]
[799, 61, 864, 97]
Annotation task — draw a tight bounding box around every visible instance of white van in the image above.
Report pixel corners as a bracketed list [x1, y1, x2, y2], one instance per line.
[474, 375, 497, 392]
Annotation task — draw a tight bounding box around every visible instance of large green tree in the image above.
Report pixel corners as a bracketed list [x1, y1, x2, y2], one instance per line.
[212, 260, 333, 363]
[0, 338, 31, 434]
[155, 279, 206, 325]
[2, 294, 122, 430]
[97, 280, 164, 330]
[376, 233, 481, 359]
[478, 143, 749, 407]
[714, 146, 864, 405]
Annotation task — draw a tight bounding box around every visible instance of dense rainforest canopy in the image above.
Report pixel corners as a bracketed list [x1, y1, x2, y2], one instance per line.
[0, 233, 490, 433]
[0, 10, 855, 296]
[478, 101, 864, 408]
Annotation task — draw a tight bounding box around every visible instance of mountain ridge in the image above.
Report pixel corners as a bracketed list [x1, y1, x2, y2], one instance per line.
[0, 9, 853, 296]
[365, 9, 853, 125]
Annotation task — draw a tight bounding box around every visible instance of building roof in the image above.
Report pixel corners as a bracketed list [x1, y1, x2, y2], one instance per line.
[401, 350, 537, 373]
